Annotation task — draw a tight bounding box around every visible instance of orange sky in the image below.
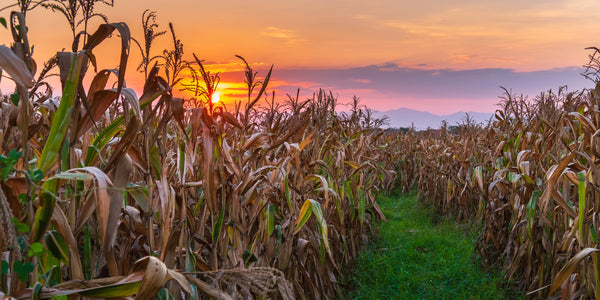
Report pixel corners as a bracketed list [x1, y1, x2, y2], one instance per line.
[1, 0, 599, 114]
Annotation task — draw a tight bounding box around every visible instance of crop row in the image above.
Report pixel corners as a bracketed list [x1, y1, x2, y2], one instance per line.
[0, 3, 396, 299]
[391, 84, 600, 299]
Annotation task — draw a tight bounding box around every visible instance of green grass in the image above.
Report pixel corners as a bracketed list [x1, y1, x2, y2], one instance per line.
[343, 192, 523, 300]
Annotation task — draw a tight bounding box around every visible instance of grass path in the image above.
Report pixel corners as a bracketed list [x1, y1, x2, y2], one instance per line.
[344, 192, 521, 299]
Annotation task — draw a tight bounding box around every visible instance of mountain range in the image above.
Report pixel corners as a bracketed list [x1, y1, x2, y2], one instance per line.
[372, 108, 494, 130]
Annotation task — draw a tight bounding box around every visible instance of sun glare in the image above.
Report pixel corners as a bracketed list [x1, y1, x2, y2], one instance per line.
[212, 93, 221, 104]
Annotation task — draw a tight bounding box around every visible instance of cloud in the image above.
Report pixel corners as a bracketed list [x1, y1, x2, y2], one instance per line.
[270, 80, 319, 89]
[351, 79, 371, 84]
[446, 54, 513, 66]
[352, 14, 371, 20]
[262, 26, 293, 39]
[383, 20, 513, 39]
[260, 26, 304, 45]
[270, 63, 591, 114]
[168, 59, 591, 114]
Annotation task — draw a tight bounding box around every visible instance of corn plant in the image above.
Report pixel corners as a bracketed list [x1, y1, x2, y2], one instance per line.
[390, 81, 600, 298]
[0, 3, 398, 299]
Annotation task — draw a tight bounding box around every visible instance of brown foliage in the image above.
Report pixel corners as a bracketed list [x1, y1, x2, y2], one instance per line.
[0, 4, 396, 299]
[392, 85, 600, 299]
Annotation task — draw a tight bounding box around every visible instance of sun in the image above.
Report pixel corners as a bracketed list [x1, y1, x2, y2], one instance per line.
[211, 93, 221, 104]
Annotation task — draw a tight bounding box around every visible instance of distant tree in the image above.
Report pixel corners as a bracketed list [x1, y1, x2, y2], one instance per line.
[448, 125, 460, 135]
[397, 127, 410, 134]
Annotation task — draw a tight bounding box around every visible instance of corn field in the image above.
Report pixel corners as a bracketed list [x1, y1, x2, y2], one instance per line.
[0, 3, 397, 299]
[4, 1, 600, 300]
[388, 80, 600, 298]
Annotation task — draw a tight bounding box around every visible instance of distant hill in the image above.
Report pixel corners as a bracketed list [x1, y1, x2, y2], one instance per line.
[372, 108, 493, 129]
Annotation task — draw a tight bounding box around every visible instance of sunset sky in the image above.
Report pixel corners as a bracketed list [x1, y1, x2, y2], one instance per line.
[1, 0, 599, 114]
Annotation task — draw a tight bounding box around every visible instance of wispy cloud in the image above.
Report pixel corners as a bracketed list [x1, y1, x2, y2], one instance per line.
[270, 80, 320, 89]
[270, 63, 591, 114]
[383, 21, 511, 39]
[351, 78, 371, 84]
[352, 14, 371, 20]
[260, 26, 304, 45]
[446, 54, 513, 66]
[154, 56, 592, 115]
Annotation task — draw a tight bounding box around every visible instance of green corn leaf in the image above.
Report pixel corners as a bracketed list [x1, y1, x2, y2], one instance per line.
[309, 200, 324, 227]
[46, 230, 69, 265]
[61, 137, 70, 171]
[522, 174, 535, 185]
[38, 52, 84, 175]
[212, 202, 225, 243]
[284, 178, 292, 211]
[291, 199, 331, 255]
[293, 199, 314, 234]
[345, 181, 355, 221]
[591, 223, 599, 243]
[243, 249, 258, 267]
[508, 172, 521, 183]
[46, 265, 63, 287]
[85, 119, 123, 165]
[185, 248, 196, 273]
[31, 179, 59, 242]
[309, 199, 332, 257]
[33, 282, 43, 299]
[526, 190, 540, 240]
[34, 280, 141, 298]
[513, 131, 523, 153]
[267, 204, 275, 239]
[48, 172, 94, 181]
[157, 288, 175, 300]
[83, 93, 153, 166]
[275, 224, 282, 248]
[150, 145, 162, 178]
[126, 184, 149, 212]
